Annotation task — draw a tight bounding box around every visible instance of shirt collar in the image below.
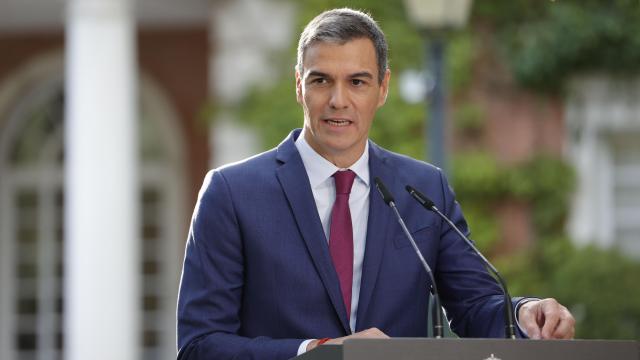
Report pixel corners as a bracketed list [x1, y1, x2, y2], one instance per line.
[295, 129, 370, 189]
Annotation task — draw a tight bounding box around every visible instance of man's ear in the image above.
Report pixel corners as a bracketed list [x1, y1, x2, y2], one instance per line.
[377, 69, 391, 108]
[295, 69, 303, 104]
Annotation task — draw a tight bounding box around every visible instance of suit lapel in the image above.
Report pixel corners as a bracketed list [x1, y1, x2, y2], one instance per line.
[275, 130, 351, 334]
[355, 142, 396, 330]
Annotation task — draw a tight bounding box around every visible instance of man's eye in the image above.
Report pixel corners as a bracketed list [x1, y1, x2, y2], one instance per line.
[352, 79, 365, 86]
[311, 78, 327, 84]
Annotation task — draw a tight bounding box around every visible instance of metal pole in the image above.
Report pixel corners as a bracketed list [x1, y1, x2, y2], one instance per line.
[426, 37, 447, 173]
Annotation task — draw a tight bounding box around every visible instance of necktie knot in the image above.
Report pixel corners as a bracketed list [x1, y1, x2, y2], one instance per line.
[333, 170, 356, 195]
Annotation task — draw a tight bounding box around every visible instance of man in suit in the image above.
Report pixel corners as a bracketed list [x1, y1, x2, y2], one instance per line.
[177, 8, 575, 360]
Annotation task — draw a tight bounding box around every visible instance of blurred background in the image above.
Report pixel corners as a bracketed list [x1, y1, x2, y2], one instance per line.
[0, 0, 638, 359]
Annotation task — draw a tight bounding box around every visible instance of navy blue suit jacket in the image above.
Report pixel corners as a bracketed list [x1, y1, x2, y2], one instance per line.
[177, 129, 518, 360]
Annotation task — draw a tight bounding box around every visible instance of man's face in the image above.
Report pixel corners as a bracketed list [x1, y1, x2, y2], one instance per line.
[296, 38, 390, 166]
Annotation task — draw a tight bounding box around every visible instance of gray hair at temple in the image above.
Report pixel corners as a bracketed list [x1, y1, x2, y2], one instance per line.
[296, 8, 388, 84]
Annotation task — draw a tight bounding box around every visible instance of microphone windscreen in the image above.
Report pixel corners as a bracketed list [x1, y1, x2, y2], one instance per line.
[405, 185, 435, 209]
[374, 177, 395, 205]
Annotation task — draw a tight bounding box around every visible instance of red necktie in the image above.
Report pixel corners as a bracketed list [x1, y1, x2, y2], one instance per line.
[329, 170, 356, 320]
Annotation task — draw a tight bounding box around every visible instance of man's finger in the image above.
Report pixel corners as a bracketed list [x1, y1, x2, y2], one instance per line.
[540, 300, 562, 339]
[518, 303, 542, 339]
[349, 327, 389, 339]
[552, 308, 576, 339]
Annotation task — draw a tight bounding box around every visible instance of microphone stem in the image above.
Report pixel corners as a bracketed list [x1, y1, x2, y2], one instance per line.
[389, 202, 444, 338]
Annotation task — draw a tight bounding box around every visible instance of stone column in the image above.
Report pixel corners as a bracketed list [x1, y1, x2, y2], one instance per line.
[64, 0, 139, 359]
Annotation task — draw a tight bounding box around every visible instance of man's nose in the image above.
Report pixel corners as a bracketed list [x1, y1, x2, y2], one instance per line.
[329, 84, 349, 109]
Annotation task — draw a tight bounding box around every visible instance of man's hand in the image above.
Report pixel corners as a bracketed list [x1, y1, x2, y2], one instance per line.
[518, 298, 575, 339]
[306, 328, 389, 352]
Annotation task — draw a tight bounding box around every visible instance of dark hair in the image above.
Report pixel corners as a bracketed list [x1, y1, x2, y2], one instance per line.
[296, 8, 388, 84]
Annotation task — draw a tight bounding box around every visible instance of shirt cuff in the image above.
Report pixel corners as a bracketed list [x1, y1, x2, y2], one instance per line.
[297, 339, 316, 355]
[514, 297, 540, 338]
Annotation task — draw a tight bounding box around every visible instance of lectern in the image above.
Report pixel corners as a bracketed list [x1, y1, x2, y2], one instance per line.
[292, 338, 639, 360]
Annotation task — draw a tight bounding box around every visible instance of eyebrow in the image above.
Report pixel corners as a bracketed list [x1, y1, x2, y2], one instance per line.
[349, 71, 374, 79]
[305, 70, 374, 79]
[306, 71, 330, 79]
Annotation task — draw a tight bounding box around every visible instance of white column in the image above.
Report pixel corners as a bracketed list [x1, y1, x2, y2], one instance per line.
[65, 1, 139, 359]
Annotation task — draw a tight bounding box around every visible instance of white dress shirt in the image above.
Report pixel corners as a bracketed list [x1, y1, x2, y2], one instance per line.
[295, 130, 370, 354]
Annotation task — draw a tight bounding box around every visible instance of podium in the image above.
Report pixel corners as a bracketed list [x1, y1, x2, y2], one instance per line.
[291, 338, 639, 360]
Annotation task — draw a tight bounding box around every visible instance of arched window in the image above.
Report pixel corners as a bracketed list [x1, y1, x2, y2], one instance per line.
[0, 56, 187, 360]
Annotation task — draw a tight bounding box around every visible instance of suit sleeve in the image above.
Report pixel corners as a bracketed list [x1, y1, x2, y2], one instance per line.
[177, 170, 304, 360]
[433, 170, 524, 338]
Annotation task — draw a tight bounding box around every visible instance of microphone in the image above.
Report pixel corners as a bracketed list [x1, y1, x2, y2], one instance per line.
[405, 185, 518, 339]
[374, 177, 444, 338]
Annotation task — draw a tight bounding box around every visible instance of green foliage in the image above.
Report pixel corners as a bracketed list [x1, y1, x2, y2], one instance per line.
[452, 152, 503, 200]
[474, 0, 640, 91]
[452, 153, 575, 252]
[455, 151, 640, 339]
[513, 157, 575, 234]
[447, 32, 475, 94]
[452, 154, 574, 205]
[370, 78, 424, 159]
[459, 204, 500, 253]
[447, 152, 636, 339]
[551, 244, 640, 339]
[498, 237, 640, 339]
[453, 102, 485, 133]
[237, 76, 300, 150]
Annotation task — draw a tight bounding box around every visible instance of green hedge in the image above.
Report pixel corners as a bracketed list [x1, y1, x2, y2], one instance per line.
[497, 237, 640, 339]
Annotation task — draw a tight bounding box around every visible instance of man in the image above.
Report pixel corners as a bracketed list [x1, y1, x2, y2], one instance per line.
[177, 8, 575, 360]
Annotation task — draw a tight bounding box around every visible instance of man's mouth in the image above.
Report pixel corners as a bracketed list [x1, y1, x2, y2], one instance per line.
[324, 119, 352, 127]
